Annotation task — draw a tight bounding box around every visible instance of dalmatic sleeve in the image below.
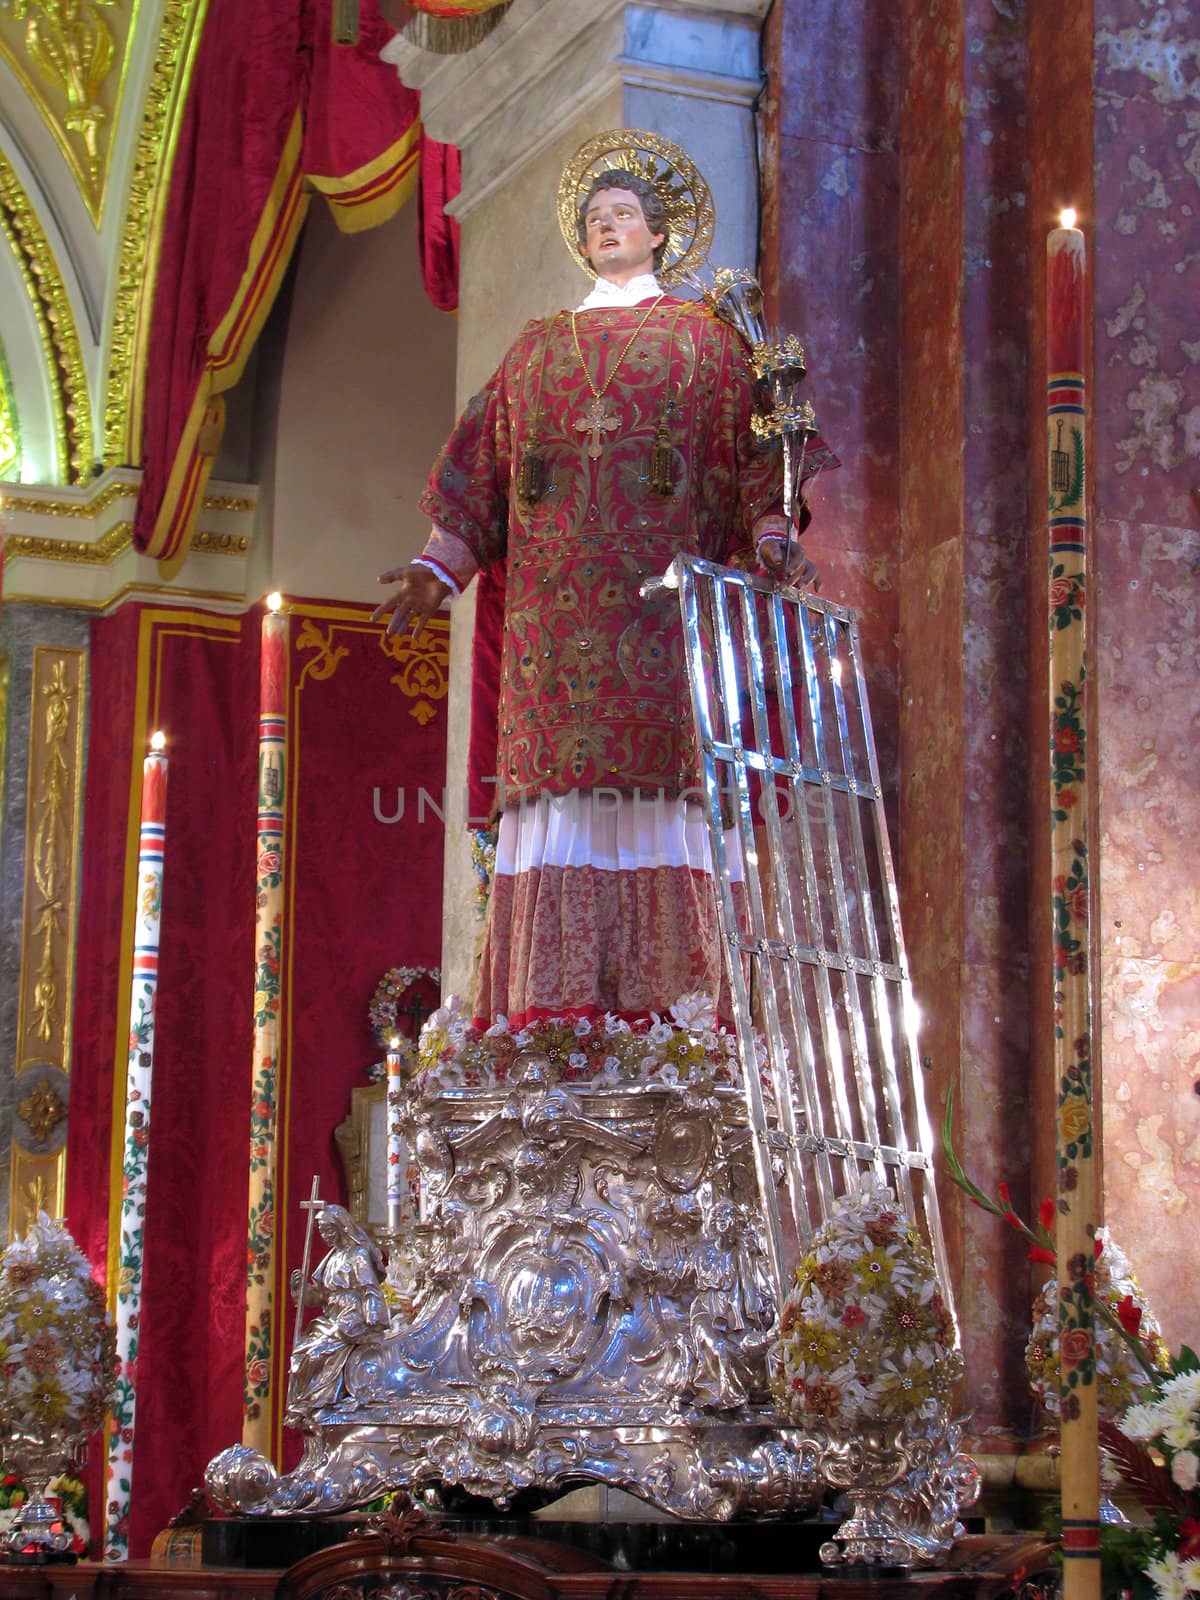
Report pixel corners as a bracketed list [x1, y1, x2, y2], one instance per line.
[416, 359, 513, 572]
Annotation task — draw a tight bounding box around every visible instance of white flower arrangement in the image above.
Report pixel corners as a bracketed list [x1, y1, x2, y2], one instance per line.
[415, 992, 743, 1093]
[1114, 1363, 1200, 1600]
[0, 1214, 115, 1445]
[1144, 1551, 1200, 1600]
[773, 1176, 961, 1430]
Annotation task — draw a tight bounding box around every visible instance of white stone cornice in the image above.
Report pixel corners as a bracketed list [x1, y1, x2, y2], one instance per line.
[0, 466, 258, 610]
[384, 0, 766, 221]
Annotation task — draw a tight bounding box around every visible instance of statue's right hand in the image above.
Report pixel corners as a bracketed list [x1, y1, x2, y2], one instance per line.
[372, 563, 451, 642]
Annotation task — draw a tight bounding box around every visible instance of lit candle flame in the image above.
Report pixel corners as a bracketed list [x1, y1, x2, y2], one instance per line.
[149, 730, 166, 752]
[388, 1034, 401, 1051]
[266, 591, 283, 613]
[1060, 207, 1077, 230]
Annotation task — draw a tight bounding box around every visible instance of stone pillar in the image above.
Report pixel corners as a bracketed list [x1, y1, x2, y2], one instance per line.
[1087, 0, 1200, 1353]
[390, 0, 771, 1001]
[897, 0, 1037, 1453]
[763, 0, 1038, 1452]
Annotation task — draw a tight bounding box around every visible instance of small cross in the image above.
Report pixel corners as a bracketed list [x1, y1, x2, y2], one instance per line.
[575, 397, 619, 460]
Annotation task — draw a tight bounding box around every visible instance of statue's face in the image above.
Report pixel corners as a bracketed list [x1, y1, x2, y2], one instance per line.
[583, 188, 664, 285]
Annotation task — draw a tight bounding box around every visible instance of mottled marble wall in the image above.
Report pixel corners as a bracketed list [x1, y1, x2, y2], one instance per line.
[895, 3, 969, 1391]
[955, 0, 1038, 1438]
[762, 0, 902, 793]
[764, 0, 1039, 1439]
[897, 0, 1039, 1441]
[751, 0, 1199, 1440]
[1091, 0, 1200, 1349]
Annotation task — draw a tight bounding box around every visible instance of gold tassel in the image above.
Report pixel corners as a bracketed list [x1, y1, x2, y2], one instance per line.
[649, 422, 674, 497]
[517, 441, 545, 505]
[332, 0, 360, 45]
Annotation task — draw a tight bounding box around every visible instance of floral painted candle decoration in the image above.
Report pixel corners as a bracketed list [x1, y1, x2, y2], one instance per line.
[241, 593, 289, 1453]
[104, 731, 168, 1561]
[1047, 207, 1099, 1600]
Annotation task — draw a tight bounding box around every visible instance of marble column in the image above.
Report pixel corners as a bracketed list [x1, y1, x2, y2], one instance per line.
[763, 0, 1038, 1452]
[1088, 0, 1200, 1353]
[389, 0, 772, 1001]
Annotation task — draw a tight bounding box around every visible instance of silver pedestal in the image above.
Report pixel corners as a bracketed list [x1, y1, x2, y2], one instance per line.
[210, 1067, 824, 1519]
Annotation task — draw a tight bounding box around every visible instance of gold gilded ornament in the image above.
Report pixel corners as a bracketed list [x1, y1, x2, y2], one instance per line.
[104, 0, 208, 464]
[4, 522, 132, 564]
[17, 1078, 67, 1145]
[0, 351, 19, 478]
[11, 649, 85, 1238]
[5, 0, 118, 169]
[401, 3, 510, 54]
[556, 128, 715, 289]
[0, 147, 92, 481]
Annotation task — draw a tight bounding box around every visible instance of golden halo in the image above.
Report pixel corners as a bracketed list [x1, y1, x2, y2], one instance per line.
[556, 128, 715, 290]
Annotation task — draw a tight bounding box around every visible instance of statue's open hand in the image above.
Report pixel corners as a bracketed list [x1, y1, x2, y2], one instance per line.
[372, 562, 451, 641]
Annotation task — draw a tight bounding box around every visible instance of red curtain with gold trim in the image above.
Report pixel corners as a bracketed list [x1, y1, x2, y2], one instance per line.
[132, 0, 438, 577]
[67, 601, 447, 1554]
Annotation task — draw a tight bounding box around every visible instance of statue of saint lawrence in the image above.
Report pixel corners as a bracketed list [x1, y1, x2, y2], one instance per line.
[374, 129, 837, 1029]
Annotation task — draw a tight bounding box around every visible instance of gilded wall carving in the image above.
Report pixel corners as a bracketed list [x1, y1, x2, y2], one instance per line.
[0, 146, 92, 481]
[0, 343, 18, 479]
[103, 0, 208, 463]
[10, 645, 86, 1235]
[0, 0, 134, 221]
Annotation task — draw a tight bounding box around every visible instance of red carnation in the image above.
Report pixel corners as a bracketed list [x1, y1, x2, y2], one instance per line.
[1115, 1294, 1142, 1336]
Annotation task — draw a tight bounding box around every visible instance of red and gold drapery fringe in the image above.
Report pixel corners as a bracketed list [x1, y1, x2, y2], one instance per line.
[408, 0, 510, 12]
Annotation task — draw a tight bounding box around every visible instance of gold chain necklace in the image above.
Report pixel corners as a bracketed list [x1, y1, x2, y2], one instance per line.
[570, 294, 665, 459]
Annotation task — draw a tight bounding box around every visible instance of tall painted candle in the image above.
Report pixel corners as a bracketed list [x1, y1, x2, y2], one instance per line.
[1047, 210, 1098, 1600]
[241, 593, 289, 1453]
[386, 1036, 407, 1234]
[104, 731, 169, 1561]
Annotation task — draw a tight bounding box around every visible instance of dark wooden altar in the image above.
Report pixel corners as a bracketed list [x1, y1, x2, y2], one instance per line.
[0, 1522, 1056, 1600]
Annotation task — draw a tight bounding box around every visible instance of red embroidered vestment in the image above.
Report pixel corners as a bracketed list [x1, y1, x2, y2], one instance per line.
[419, 301, 835, 806]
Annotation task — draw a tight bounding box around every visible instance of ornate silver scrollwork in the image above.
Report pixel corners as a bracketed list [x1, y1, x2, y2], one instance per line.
[209, 1057, 822, 1521]
[815, 1419, 982, 1568]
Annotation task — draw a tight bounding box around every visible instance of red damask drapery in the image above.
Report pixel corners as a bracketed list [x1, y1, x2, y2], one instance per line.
[66, 602, 448, 1554]
[133, 0, 460, 576]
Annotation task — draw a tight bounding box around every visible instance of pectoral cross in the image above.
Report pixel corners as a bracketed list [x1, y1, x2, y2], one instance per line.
[575, 397, 619, 459]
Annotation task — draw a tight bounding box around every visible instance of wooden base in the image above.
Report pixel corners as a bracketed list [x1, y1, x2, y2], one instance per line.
[0, 1529, 1056, 1600]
